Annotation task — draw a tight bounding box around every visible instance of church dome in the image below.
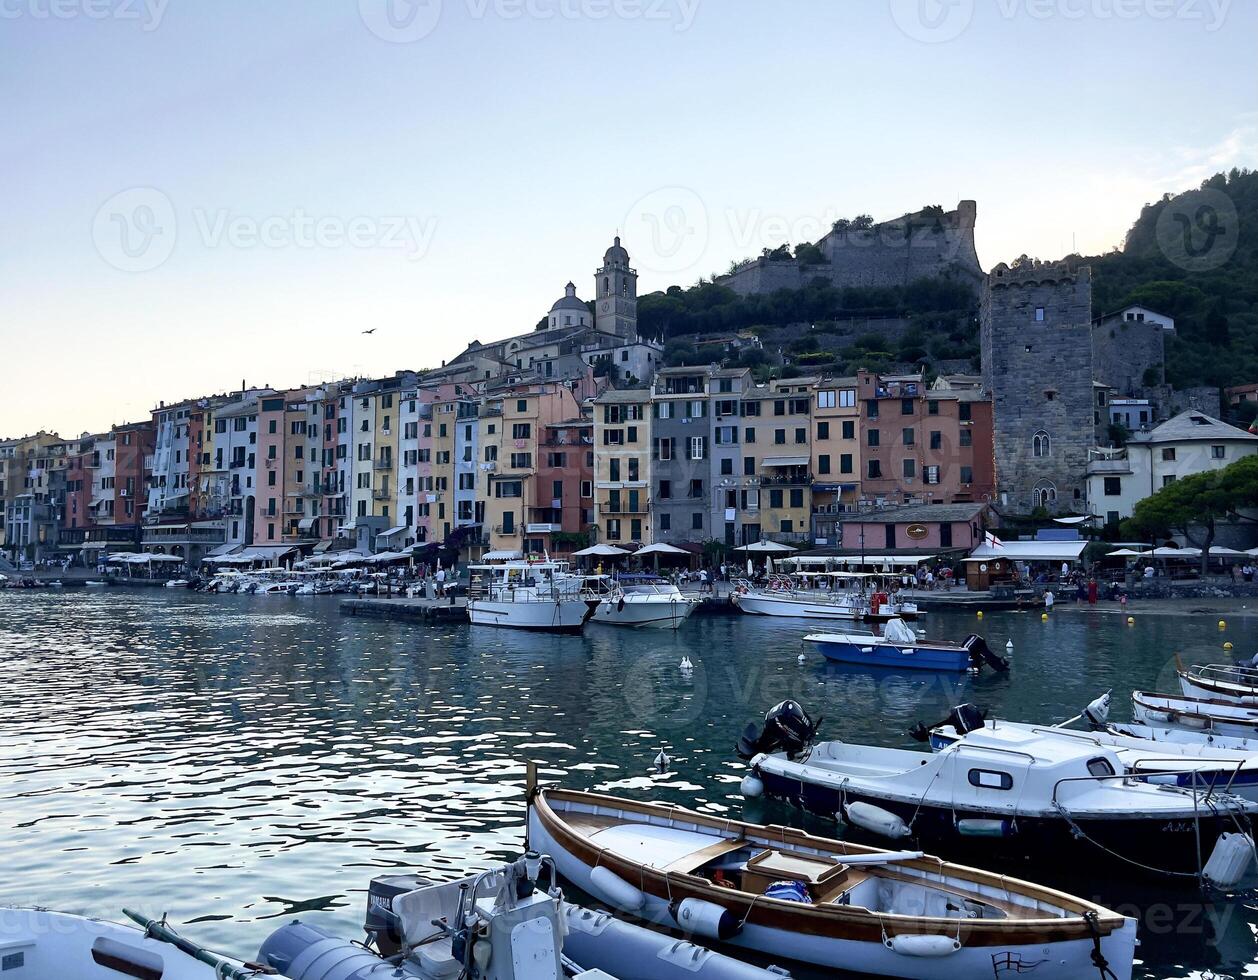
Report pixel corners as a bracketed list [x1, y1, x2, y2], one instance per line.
[549, 281, 588, 314]
[603, 235, 630, 264]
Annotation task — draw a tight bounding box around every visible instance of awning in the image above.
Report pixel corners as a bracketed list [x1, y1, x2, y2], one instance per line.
[238, 546, 296, 563]
[206, 543, 241, 558]
[968, 541, 1087, 562]
[313, 539, 334, 553]
[377, 524, 409, 541]
[297, 517, 317, 532]
[481, 549, 522, 561]
[762, 456, 809, 468]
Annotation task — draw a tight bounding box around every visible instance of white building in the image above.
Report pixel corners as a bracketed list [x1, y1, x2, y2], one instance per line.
[1086, 411, 1258, 524]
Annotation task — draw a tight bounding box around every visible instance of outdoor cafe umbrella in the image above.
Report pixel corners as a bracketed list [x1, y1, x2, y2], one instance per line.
[735, 540, 797, 554]
[634, 541, 688, 573]
[572, 544, 630, 557]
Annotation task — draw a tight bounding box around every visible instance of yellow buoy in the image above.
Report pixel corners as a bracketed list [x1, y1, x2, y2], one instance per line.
[1219, 620, 1227, 629]
[1224, 641, 1234, 650]
[1127, 616, 1135, 625]
[976, 611, 983, 619]
[1041, 613, 1048, 622]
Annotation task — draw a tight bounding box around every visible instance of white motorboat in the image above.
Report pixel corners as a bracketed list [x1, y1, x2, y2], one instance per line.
[738, 701, 1257, 878]
[923, 701, 1258, 802]
[589, 581, 700, 629]
[467, 559, 592, 632]
[164, 579, 189, 589]
[1178, 660, 1258, 703]
[731, 573, 919, 622]
[1133, 689, 1258, 740]
[527, 780, 1138, 980]
[84, 580, 107, 587]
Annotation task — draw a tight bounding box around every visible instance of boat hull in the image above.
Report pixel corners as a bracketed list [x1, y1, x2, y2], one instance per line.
[1133, 691, 1258, 740]
[467, 597, 591, 632]
[732, 591, 863, 620]
[753, 762, 1242, 878]
[590, 596, 698, 629]
[809, 635, 970, 671]
[527, 790, 1136, 980]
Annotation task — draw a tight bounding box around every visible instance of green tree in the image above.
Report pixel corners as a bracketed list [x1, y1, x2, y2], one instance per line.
[1124, 455, 1258, 573]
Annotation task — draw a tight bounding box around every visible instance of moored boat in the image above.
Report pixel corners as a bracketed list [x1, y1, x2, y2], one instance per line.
[526, 778, 1138, 980]
[1178, 661, 1258, 703]
[923, 701, 1258, 802]
[466, 558, 592, 632]
[732, 573, 919, 623]
[738, 701, 1257, 879]
[805, 618, 1007, 672]
[589, 581, 701, 629]
[1133, 689, 1258, 740]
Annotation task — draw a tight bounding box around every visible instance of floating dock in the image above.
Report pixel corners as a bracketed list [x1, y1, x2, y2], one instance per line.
[340, 596, 469, 623]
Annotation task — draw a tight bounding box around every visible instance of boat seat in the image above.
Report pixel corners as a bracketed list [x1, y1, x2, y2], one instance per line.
[393, 877, 475, 946]
[741, 848, 848, 902]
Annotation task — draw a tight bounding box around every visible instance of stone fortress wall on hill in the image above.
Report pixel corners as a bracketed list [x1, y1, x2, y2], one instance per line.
[718, 201, 984, 296]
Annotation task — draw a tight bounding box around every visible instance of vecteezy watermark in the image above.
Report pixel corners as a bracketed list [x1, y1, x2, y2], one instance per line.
[890, 0, 1231, 42]
[92, 187, 178, 273]
[92, 187, 438, 272]
[358, 0, 699, 42]
[357, 0, 444, 43]
[622, 186, 709, 276]
[889, 0, 975, 43]
[1155, 185, 1240, 273]
[0, 0, 170, 30]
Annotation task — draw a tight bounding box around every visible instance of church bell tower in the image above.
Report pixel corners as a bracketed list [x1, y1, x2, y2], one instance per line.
[595, 236, 638, 341]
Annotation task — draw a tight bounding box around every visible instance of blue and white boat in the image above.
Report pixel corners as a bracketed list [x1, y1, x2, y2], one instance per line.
[805, 618, 1008, 672]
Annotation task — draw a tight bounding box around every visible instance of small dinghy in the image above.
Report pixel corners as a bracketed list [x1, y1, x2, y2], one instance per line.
[922, 700, 1258, 802]
[738, 701, 1257, 880]
[526, 775, 1137, 980]
[1133, 689, 1258, 740]
[1177, 659, 1258, 703]
[805, 618, 1008, 672]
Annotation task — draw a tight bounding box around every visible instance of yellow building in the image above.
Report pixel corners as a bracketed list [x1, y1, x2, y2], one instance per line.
[592, 388, 652, 546]
[744, 379, 814, 545]
[809, 376, 861, 545]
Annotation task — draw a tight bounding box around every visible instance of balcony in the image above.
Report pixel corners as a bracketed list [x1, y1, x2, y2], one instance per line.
[759, 472, 814, 487]
[525, 523, 561, 534]
[372, 489, 391, 501]
[374, 457, 393, 471]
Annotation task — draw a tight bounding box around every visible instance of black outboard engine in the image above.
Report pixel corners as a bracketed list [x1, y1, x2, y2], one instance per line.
[962, 634, 1010, 672]
[735, 700, 820, 760]
[909, 702, 987, 743]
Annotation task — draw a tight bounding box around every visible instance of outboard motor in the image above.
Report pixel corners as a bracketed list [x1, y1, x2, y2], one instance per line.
[1083, 691, 1112, 728]
[736, 700, 820, 760]
[962, 634, 1010, 672]
[909, 702, 987, 743]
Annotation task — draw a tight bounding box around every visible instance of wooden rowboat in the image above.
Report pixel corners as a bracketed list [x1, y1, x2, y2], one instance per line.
[525, 777, 1137, 980]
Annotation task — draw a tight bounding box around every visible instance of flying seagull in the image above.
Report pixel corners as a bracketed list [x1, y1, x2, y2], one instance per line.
[362, 328, 377, 335]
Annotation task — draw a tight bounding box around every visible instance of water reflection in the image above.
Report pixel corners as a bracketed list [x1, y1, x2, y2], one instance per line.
[0, 590, 1255, 978]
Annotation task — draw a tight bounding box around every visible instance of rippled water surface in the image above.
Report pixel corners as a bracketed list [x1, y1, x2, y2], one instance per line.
[2, 589, 1258, 978]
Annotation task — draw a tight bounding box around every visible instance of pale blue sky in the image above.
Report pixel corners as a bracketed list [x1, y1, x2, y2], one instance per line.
[2, 0, 1255, 435]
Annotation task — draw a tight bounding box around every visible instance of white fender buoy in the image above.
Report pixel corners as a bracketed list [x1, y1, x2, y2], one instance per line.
[740, 774, 764, 799]
[845, 802, 910, 839]
[590, 866, 646, 912]
[654, 748, 671, 773]
[1005, 639, 1014, 651]
[884, 934, 962, 957]
[797, 653, 806, 664]
[680, 656, 693, 671]
[1204, 832, 1254, 887]
[673, 898, 741, 941]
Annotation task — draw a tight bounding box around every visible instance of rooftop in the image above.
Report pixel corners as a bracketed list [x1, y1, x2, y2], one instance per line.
[1130, 410, 1258, 445]
[840, 502, 989, 525]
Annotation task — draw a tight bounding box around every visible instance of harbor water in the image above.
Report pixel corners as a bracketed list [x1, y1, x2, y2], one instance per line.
[2, 588, 1257, 979]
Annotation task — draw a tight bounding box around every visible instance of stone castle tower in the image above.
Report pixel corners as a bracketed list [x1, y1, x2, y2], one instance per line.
[981, 260, 1095, 514]
[595, 236, 638, 340]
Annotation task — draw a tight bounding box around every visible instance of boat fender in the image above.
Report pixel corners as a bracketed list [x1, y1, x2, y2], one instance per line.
[883, 934, 962, 957]
[740, 773, 765, 799]
[1203, 832, 1255, 888]
[672, 898, 741, 941]
[1142, 773, 1182, 786]
[956, 818, 1011, 838]
[845, 802, 911, 839]
[618, 597, 626, 612]
[257, 921, 425, 979]
[590, 865, 646, 912]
